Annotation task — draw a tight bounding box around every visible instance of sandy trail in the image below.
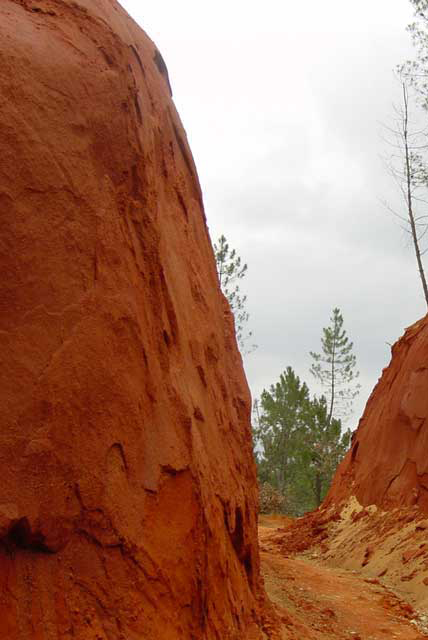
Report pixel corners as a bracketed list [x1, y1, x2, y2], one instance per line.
[259, 521, 428, 639]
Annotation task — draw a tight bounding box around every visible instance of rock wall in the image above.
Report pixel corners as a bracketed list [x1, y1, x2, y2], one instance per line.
[326, 315, 428, 513]
[0, 1, 266, 637]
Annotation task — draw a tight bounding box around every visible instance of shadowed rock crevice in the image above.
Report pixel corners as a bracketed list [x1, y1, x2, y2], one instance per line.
[8, 519, 50, 553]
[153, 47, 173, 96]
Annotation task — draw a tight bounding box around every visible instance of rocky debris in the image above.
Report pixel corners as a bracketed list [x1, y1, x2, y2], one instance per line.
[411, 613, 428, 636]
[0, 1, 271, 637]
[272, 497, 428, 621]
[270, 508, 340, 555]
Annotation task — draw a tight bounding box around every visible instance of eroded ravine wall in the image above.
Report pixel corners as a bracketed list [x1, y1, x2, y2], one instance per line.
[0, 1, 266, 637]
[326, 315, 428, 513]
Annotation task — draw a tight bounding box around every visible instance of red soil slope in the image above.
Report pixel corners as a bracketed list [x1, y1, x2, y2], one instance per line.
[0, 1, 269, 637]
[326, 315, 428, 513]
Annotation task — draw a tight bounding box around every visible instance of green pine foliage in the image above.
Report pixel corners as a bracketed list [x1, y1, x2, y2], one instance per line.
[393, 4, 428, 307]
[310, 307, 360, 424]
[303, 395, 351, 507]
[253, 367, 351, 516]
[254, 367, 310, 496]
[213, 234, 256, 353]
[400, 1, 428, 104]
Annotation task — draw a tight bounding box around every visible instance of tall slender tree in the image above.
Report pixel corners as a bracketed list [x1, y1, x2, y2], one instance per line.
[213, 234, 256, 353]
[383, 81, 428, 307]
[394, 1, 428, 306]
[310, 308, 360, 424]
[401, 82, 428, 307]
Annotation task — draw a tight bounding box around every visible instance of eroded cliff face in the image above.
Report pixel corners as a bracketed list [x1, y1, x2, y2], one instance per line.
[326, 315, 428, 512]
[0, 1, 266, 637]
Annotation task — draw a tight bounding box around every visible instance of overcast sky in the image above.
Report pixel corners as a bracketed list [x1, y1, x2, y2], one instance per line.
[120, 0, 426, 427]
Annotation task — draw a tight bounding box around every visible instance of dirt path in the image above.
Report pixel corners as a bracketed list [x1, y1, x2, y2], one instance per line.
[259, 523, 428, 639]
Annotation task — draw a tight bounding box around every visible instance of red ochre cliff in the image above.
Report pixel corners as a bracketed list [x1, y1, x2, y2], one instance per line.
[0, 1, 270, 638]
[326, 315, 428, 513]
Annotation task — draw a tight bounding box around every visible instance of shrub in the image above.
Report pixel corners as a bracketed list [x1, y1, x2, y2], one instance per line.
[259, 482, 286, 514]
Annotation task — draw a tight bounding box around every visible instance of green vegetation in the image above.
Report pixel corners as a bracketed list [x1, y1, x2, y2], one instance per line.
[214, 234, 256, 353]
[253, 309, 355, 516]
[310, 307, 360, 424]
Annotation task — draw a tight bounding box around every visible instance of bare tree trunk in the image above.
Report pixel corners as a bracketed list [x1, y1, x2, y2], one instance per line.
[314, 471, 323, 507]
[402, 83, 428, 308]
[327, 341, 336, 426]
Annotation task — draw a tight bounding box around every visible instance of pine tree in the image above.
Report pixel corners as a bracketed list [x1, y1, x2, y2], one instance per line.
[303, 396, 351, 506]
[253, 367, 351, 514]
[400, 1, 428, 105]
[254, 367, 311, 497]
[310, 308, 360, 424]
[213, 234, 255, 353]
[392, 3, 428, 307]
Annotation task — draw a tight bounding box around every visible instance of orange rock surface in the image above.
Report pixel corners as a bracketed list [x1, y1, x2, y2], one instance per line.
[326, 315, 428, 512]
[0, 1, 267, 637]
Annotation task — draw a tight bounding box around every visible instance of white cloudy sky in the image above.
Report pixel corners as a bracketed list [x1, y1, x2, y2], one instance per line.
[120, 0, 427, 427]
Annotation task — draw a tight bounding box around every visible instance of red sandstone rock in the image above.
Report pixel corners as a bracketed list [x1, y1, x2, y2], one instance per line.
[0, 1, 268, 637]
[326, 315, 428, 514]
